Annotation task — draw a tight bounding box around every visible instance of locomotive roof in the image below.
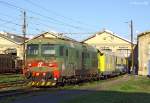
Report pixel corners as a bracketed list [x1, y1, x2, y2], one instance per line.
[27, 38, 97, 52]
[27, 37, 79, 44]
[29, 32, 77, 42]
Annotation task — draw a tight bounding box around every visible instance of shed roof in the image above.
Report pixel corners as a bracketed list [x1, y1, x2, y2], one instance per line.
[0, 32, 28, 44]
[137, 31, 150, 38]
[81, 29, 132, 44]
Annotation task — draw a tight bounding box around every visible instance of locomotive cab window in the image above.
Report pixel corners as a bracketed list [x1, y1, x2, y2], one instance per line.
[66, 48, 68, 56]
[41, 44, 56, 56]
[59, 46, 64, 56]
[27, 44, 39, 55]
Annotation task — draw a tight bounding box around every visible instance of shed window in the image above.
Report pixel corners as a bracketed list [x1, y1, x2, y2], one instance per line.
[117, 49, 130, 57]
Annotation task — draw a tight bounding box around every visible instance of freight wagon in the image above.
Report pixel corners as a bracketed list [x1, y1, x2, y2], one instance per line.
[97, 52, 127, 78]
[0, 54, 22, 74]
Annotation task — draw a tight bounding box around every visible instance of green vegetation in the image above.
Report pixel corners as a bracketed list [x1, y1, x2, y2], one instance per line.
[63, 75, 150, 103]
[109, 76, 150, 93]
[66, 91, 150, 103]
[0, 74, 25, 83]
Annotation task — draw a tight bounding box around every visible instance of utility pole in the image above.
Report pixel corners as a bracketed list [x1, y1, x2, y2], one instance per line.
[130, 20, 134, 73]
[22, 11, 26, 70]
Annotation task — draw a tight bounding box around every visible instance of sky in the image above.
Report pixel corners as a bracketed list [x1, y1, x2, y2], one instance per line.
[0, 0, 150, 41]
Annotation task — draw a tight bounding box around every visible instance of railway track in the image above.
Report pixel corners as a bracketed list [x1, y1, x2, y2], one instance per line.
[0, 80, 42, 98]
[0, 80, 27, 89]
[0, 74, 126, 99]
[0, 86, 60, 99]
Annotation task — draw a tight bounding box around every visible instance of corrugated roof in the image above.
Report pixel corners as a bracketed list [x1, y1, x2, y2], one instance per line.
[0, 32, 28, 44]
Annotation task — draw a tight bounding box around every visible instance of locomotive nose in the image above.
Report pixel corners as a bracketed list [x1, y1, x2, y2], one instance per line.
[31, 72, 53, 79]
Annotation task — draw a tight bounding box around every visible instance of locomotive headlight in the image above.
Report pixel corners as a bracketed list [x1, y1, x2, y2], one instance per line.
[36, 72, 40, 76]
[49, 63, 53, 67]
[43, 72, 46, 76]
[28, 63, 32, 67]
[54, 77, 57, 80]
[48, 62, 58, 68]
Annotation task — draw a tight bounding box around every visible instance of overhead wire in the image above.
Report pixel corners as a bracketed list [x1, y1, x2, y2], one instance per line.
[0, 11, 20, 20]
[0, 12, 21, 26]
[0, 0, 91, 31]
[28, 16, 60, 31]
[0, 18, 21, 26]
[0, 16, 96, 36]
[28, 16, 78, 34]
[28, 16, 99, 35]
[0, 0, 99, 38]
[0, 17, 43, 34]
[25, 0, 97, 30]
[0, 24, 17, 32]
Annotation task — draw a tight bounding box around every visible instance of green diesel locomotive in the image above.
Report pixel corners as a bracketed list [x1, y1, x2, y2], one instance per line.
[24, 38, 98, 86]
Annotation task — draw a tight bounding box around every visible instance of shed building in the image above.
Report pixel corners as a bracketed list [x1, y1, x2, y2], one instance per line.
[82, 29, 134, 58]
[138, 31, 150, 76]
[0, 32, 27, 59]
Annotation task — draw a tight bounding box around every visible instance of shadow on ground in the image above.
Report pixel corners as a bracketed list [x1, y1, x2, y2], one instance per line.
[0, 89, 150, 103]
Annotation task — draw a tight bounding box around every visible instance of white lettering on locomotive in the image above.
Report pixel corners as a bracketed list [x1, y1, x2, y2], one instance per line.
[38, 62, 43, 67]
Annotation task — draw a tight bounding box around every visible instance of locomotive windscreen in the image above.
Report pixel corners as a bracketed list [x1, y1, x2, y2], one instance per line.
[27, 44, 39, 55]
[41, 44, 56, 56]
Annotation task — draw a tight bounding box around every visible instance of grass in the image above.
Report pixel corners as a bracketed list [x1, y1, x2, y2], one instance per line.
[0, 74, 25, 83]
[62, 75, 150, 103]
[109, 76, 150, 93]
[65, 91, 150, 103]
